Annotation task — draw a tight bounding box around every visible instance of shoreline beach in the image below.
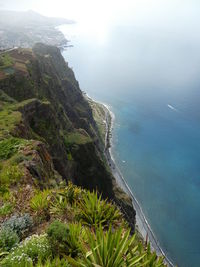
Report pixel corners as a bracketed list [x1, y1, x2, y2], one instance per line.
[99, 100, 174, 267]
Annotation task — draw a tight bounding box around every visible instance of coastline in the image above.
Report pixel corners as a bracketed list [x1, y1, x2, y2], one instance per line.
[89, 96, 174, 267]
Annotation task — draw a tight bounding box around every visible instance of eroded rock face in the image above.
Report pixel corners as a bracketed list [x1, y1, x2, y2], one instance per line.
[22, 141, 62, 188]
[0, 43, 136, 229]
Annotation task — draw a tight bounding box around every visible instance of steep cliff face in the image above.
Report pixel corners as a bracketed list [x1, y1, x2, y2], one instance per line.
[0, 43, 135, 228]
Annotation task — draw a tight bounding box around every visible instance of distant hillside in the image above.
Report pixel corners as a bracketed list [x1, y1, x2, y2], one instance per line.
[0, 10, 74, 49]
[0, 10, 74, 27]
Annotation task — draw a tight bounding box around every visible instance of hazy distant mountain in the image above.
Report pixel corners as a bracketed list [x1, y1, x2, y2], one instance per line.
[0, 10, 74, 27]
[0, 10, 74, 49]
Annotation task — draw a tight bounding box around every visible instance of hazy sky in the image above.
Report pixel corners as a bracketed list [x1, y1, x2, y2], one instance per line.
[0, 0, 200, 28]
[1, 0, 200, 43]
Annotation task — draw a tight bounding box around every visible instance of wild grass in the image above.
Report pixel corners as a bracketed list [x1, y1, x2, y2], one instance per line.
[64, 132, 91, 147]
[0, 54, 13, 70]
[0, 107, 22, 139]
[0, 137, 28, 160]
[0, 202, 13, 216]
[0, 164, 23, 187]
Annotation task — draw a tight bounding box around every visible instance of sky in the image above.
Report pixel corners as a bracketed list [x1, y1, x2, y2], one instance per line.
[0, 0, 200, 44]
[0, 0, 200, 27]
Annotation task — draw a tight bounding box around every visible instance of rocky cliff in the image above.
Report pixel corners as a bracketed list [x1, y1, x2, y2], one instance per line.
[0, 43, 135, 228]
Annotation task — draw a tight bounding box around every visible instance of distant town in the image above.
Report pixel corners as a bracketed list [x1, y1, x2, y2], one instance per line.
[0, 10, 74, 50]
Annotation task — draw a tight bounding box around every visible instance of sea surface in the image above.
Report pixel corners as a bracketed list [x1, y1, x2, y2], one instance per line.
[60, 6, 200, 266]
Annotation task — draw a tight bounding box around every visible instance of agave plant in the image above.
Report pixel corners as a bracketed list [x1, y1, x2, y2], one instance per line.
[139, 243, 166, 267]
[68, 226, 146, 267]
[35, 257, 71, 266]
[77, 191, 121, 228]
[50, 194, 69, 216]
[50, 183, 84, 216]
[61, 182, 84, 206]
[30, 190, 51, 216]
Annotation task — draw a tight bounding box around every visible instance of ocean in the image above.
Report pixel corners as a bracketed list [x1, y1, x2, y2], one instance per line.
[60, 8, 200, 266]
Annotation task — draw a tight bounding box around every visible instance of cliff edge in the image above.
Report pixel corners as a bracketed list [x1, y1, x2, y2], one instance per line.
[0, 43, 135, 228]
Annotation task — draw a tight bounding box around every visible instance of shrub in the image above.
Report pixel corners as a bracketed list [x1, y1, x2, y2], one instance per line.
[0, 234, 51, 267]
[47, 221, 82, 257]
[0, 227, 19, 252]
[2, 214, 33, 239]
[77, 191, 121, 228]
[22, 234, 51, 262]
[47, 220, 69, 256]
[1, 252, 33, 267]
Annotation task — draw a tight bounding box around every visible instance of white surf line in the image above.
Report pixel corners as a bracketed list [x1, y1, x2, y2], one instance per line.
[111, 160, 174, 267]
[167, 104, 178, 112]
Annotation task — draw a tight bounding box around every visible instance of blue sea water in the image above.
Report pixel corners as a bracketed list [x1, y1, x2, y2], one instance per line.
[60, 7, 200, 266]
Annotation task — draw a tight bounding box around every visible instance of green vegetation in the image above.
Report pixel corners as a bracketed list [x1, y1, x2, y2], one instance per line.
[56, 182, 84, 206]
[30, 190, 50, 217]
[67, 152, 73, 161]
[2, 214, 33, 239]
[50, 193, 69, 216]
[64, 132, 92, 148]
[77, 191, 122, 228]
[0, 227, 19, 252]
[50, 183, 84, 217]
[0, 184, 166, 267]
[69, 227, 144, 267]
[1, 234, 51, 267]
[0, 54, 13, 70]
[0, 164, 23, 188]
[47, 221, 82, 257]
[35, 258, 71, 267]
[87, 98, 107, 144]
[0, 90, 16, 103]
[0, 107, 22, 139]
[0, 202, 13, 216]
[0, 138, 28, 160]
[47, 220, 69, 255]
